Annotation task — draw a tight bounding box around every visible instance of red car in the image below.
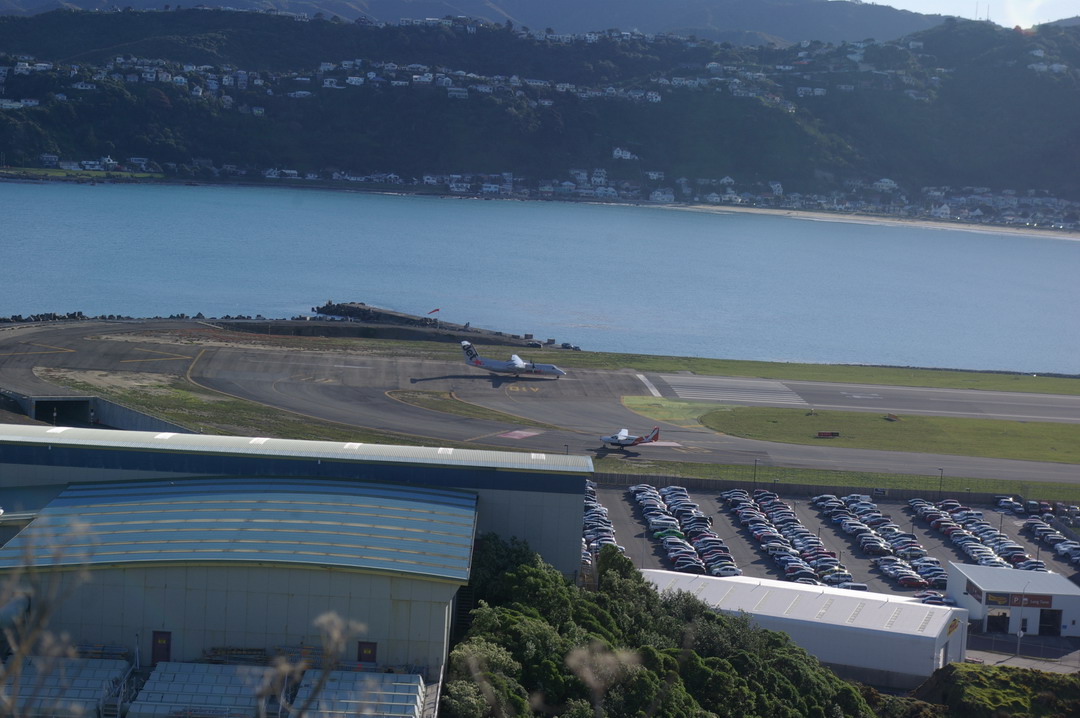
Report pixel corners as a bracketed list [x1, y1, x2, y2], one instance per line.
[898, 575, 929, 588]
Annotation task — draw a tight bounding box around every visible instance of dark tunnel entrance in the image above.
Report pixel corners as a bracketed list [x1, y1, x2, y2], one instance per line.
[32, 399, 93, 426]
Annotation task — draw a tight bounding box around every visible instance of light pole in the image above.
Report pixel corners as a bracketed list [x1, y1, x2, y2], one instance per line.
[937, 468, 944, 501]
[752, 459, 759, 492]
[1016, 580, 1031, 656]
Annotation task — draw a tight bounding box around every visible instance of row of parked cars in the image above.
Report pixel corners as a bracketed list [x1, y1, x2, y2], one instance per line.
[1023, 517, 1080, 567]
[583, 479, 621, 566]
[910, 497, 1048, 572]
[726, 489, 863, 588]
[630, 484, 742, 576]
[813, 493, 942, 590]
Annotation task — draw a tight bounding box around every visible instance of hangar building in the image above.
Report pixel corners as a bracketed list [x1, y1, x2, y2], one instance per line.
[0, 423, 592, 684]
[0, 477, 474, 673]
[644, 570, 968, 690]
[948, 562, 1080, 637]
[0, 424, 591, 575]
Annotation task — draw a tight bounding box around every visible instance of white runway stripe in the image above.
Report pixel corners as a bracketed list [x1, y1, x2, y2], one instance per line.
[636, 374, 662, 397]
[660, 375, 808, 406]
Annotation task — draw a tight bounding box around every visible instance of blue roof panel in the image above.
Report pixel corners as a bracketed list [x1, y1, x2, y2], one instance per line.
[0, 478, 477, 582]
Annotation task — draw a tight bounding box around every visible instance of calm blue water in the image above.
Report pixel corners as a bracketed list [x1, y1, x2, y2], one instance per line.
[2, 181, 1079, 374]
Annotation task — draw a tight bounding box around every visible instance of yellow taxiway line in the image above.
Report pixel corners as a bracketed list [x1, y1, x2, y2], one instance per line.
[119, 348, 194, 363]
[0, 342, 76, 357]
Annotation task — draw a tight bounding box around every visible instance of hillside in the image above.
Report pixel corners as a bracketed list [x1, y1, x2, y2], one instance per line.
[1, 10, 1079, 203]
[454, 535, 1080, 718]
[912, 663, 1080, 717]
[0, 0, 947, 46]
[452, 535, 877, 717]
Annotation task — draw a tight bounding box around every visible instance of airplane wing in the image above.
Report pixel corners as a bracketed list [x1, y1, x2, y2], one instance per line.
[510, 355, 527, 368]
[616, 429, 629, 439]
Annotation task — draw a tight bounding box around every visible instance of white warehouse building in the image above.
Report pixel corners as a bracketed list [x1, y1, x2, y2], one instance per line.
[949, 562, 1080, 637]
[644, 570, 968, 689]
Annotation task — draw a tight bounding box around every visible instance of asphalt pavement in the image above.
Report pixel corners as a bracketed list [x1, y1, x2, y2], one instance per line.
[2, 320, 1080, 484]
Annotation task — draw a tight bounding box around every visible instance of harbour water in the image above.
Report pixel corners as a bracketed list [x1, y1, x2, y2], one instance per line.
[2, 181, 1079, 374]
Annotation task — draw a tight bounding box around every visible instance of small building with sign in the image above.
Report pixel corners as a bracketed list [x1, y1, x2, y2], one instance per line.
[644, 570, 967, 689]
[949, 562, 1080, 637]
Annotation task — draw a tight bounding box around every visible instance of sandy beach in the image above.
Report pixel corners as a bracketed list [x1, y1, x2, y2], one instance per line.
[673, 202, 1080, 241]
[6, 172, 1078, 242]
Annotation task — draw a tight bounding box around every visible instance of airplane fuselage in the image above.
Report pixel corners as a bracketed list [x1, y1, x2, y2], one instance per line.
[462, 341, 565, 377]
[600, 427, 660, 448]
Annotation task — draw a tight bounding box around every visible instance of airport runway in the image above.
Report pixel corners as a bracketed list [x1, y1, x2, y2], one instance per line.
[2, 321, 1079, 484]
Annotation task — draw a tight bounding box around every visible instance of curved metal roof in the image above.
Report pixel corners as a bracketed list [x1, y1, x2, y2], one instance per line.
[644, 570, 964, 637]
[0, 478, 477, 582]
[0, 424, 593, 473]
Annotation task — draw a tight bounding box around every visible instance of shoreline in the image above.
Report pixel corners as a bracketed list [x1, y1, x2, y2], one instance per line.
[5, 172, 1079, 241]
[670, 203, 1080, 242]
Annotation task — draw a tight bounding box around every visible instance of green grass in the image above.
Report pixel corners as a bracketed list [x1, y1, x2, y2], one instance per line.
[696, 406, 1080, 464]
[917, 664, 1080, 717]
[498, 348, 1080, 394]
[40, 372, 1080, 500]
[1, 167, 164, 180]
[43, 374, 472, 447]
[591, 458, 1080, 502]
[205, 328, 1080, 395]
[621, 397, 709, 427]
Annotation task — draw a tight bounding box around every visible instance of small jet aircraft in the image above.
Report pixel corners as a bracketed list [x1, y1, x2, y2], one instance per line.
[600, 427, 660, 448]
[461, 341, 566, 378]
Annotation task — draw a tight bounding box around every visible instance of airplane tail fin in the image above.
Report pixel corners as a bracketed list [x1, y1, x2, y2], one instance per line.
[645, 427, 660, 443]
[461, 341, 480, 365]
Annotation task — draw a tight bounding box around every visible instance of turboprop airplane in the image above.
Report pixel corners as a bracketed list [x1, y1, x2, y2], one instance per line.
[600, 427, 660, 448]
[460, 341, 566, 378]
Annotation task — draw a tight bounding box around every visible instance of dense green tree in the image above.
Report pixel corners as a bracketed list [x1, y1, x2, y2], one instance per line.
[449, 535, 875, 718]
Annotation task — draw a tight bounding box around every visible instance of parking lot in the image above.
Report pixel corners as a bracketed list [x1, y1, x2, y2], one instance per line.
[593, 484, 1080, 596]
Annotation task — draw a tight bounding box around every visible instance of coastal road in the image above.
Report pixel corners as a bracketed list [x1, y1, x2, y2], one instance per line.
[2, 321, 1080, 485]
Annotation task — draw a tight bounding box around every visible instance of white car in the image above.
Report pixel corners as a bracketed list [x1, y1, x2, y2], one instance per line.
[1054, 541, 1080, 556]
[710, 565, 742, 577]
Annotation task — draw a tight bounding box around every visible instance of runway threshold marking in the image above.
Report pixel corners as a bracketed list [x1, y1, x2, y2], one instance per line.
[0, 342, 77, 357]
[119, 348, 194, 363]
[636, 374, 662, 398]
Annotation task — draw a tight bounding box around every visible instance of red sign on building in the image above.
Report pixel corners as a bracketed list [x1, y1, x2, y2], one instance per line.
[1010, 594, 1053, 608]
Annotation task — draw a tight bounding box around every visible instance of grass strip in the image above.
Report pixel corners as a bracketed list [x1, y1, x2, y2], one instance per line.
[37, 369, 1080, 500]
[2, 168, 164, 180]
[592, 458, 1080, 502]
[153, 328, 1080, 395]
[695, 406, 1080, 464]
[621, 396, 712, 426]
[40, 373, 473, 448]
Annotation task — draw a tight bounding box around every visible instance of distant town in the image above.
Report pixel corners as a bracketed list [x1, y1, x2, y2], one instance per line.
[2, 9, 1077, 231]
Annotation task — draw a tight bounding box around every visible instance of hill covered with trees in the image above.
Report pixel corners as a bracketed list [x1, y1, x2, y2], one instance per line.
[1, 10, 1078, 200]
[451, 535, 1080, 717]
[449, 535, 875, 717]
[0, 0, 946, 46]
